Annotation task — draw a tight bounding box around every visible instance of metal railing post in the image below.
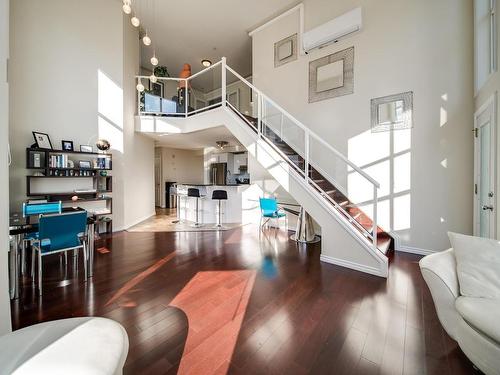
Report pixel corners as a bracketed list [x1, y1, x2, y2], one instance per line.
[184, 79, 188, 117]
[304, 133, 310, 180]
[372, 185, 378, 252]
[280, 113, 284, 140]
[221, 57, 227, 107]
[136, 77, 141, 116]
[257, 93, 262, 137]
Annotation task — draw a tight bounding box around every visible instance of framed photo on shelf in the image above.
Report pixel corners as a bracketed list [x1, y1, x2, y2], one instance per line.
[79, 160, 91, 169]
[32, 131, 53, 149]
[80, 145, 93, 153]
[62, 140, 74, 151]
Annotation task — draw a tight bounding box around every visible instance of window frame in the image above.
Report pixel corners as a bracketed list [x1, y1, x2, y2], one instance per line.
[475, 0, 497, 95]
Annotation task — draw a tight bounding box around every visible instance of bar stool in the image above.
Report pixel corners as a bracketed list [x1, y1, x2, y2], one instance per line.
[187, 188, 202, 227]
[212, 190, 228, 229]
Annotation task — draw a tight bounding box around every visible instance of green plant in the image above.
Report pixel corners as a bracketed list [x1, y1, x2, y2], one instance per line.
[154, 66, 170, 77]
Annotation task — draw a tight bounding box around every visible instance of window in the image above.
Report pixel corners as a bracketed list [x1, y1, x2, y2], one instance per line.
[475, 0, 497, 93]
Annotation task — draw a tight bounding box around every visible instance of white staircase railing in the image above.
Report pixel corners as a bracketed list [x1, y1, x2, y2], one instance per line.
[136, 57, 382, 253]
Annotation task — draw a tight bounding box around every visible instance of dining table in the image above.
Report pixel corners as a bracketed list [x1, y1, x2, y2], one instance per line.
[8, 207, 97, 300]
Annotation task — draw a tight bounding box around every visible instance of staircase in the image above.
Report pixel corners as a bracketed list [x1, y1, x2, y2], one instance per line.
[236, 112, 394, 256]
[135, 57, 394, 277]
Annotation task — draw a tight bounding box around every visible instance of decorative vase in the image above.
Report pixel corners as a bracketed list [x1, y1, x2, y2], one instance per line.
[96, 139, 110, 152]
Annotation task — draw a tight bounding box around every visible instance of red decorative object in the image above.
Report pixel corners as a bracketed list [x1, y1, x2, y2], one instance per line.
[178, 63, 191, 88]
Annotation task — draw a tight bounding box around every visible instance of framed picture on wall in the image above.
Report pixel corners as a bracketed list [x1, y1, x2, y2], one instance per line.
[274, 33, 298, 67]
[149, 81, 164, 97]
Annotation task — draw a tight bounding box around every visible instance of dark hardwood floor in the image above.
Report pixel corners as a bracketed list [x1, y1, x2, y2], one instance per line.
[11, 226, 476, 375]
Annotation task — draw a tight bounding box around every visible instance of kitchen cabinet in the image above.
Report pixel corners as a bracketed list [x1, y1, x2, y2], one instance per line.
[233, 153, 247, 174]
[215, 153, 228, 163]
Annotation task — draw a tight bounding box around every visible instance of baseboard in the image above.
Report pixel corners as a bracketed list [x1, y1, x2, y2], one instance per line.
[396, 245, 435, 256]
[388, 232, 435, 256]
[123, 211, 156, 231]
[320, 254, 387, 278]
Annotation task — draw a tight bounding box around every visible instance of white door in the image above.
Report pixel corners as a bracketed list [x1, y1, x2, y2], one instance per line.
[154, 154, 162, 207]
[474, 94, 497, 238]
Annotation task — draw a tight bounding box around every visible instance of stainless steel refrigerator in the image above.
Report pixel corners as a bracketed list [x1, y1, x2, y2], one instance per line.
[210, 163, 227, 185]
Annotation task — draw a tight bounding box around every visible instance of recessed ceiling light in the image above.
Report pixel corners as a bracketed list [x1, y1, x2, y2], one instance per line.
[201, 59, 212, 67]
[216, 140, 229, 149]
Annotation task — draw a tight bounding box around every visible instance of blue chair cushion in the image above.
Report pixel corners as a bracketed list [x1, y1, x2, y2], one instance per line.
[263, 211, 286, 218]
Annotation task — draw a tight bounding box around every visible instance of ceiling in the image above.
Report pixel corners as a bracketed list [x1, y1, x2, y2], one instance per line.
[149, 126, 243, 150]
[135, 0, 299, 80]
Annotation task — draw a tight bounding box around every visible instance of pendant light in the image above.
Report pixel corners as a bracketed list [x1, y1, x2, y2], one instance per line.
[149, 74, 157, 83]
[136, 78, 145, 92]
[131, 15, 140, 27]
[143, 32, 151, 46]
[151, 53, 159, 66]
[150, 1, 159, 67]
[122, 1, 132, 14]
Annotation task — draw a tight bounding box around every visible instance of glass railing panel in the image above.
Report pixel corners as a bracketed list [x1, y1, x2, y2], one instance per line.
[261, 97, 306, 173]
[139, 77, 184, 116]
[186, 63, 223, 115]
[308, 136, 377, 237]
[225, 69, 257, 130]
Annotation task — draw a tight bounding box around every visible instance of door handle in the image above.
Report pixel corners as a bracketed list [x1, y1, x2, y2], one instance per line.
[482, 205, 494, 211]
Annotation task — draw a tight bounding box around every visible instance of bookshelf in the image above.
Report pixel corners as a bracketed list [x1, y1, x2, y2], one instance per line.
[26, 147, 113, 233]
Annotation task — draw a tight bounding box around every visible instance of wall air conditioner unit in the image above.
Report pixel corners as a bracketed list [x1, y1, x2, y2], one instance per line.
[302, 7, 362, 53]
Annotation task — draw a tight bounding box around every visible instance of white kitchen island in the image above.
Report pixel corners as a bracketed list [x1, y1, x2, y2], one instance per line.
[175, 184, 249, 224]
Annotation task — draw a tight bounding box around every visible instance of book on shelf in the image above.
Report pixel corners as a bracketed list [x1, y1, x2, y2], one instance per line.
[95, 156, 111, 169]
[49, 154, 69, 168]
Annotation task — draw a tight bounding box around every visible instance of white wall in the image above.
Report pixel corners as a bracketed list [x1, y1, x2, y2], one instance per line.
[252, 0, 474, 252]
[0, 0, 12, 335]
[9, 0, 154, 230]
[204, 77, 254, 116]
[158, 147, 203, 207]
[122, 15, 155, 229]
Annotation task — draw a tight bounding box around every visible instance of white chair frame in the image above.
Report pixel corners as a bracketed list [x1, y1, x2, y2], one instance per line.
[31, 235, 88, 296]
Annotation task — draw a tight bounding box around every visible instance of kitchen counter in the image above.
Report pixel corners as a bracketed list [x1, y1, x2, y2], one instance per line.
[174, 183, 249, 224]
[174, 183, 249, 187]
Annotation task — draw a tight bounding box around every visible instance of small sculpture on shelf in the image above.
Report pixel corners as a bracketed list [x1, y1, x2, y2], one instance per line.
[96, 139, 110, 152]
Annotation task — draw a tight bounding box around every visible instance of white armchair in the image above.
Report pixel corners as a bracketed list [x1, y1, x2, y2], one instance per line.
[0, 317, 129, 375]
[420, 249, 500, 375]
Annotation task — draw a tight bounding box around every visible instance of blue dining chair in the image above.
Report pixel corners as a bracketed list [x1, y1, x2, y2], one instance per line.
[259, 197, 287, 230]
[31, 211, 88, 295]
[20, 201, 62, 276]
[22, 201, 62, 217]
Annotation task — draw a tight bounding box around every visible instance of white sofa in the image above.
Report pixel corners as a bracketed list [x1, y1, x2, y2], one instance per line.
[0, 317, 129, 375]
[419, 249, 500, 375]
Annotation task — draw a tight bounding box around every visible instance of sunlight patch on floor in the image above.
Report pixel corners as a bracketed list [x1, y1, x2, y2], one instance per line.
[170, 270, 256, 375]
